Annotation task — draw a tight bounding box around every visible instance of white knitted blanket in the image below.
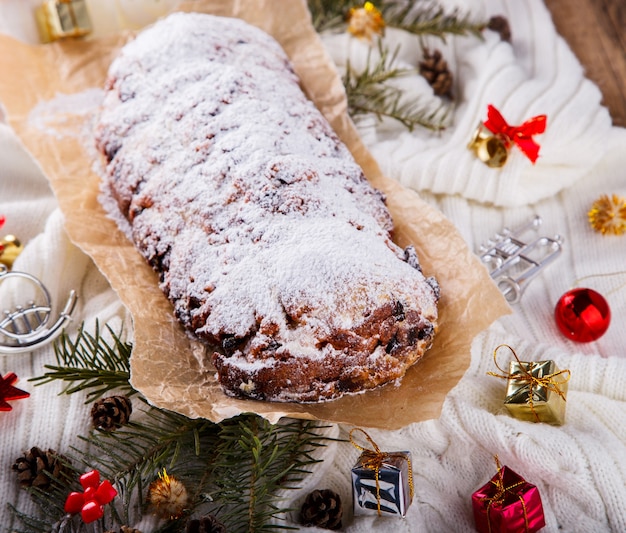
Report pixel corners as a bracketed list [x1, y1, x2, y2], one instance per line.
[1, 1, 625, 532]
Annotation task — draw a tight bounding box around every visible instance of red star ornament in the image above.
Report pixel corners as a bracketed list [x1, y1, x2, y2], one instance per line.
[0, 372, 30, 411]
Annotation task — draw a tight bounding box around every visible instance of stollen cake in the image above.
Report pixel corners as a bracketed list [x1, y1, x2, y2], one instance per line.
[95, 12, 440, 402]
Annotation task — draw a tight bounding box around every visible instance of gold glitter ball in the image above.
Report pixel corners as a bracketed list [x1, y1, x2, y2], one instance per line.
[588, 194, 626, 235]
[148, 469, 189, 520]
[347, 2, 385, 42]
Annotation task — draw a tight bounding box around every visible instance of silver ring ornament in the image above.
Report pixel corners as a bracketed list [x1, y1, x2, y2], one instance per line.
[0, 265, 77, 354]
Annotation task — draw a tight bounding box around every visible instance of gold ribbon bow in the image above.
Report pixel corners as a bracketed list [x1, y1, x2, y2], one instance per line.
[479, 456, 530, 533]
[487, 344, 571, 422]
[350, 427, 414, 516]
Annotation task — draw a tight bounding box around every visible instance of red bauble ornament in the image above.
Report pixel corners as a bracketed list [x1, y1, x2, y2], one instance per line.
[554, 288, 611, 342]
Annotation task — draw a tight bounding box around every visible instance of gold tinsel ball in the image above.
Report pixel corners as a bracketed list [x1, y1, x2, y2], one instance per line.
[148, 470, 189, 520]
[588, 194, 626, 235]
[347, 1, 385, 42]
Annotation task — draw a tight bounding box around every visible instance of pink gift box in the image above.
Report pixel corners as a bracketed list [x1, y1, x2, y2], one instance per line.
[472, 465, 545, 533]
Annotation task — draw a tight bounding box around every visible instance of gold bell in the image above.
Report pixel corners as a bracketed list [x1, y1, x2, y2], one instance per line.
[468, 123, 508, 168]
[35, 0, 92, 44]
[0, 235, 24, 270]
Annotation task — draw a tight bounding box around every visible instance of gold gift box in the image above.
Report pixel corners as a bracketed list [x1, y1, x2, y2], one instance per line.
[36, 0, 92, 44]
[504, 360, 568, 425]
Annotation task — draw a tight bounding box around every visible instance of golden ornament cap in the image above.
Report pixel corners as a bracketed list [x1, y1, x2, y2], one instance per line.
[35, 0, 92, 44]
[467, 122, 508, 168]
[0, 235, 23, 270]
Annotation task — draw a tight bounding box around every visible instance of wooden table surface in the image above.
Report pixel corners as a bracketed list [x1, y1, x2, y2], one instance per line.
[545, 0, 626, 127]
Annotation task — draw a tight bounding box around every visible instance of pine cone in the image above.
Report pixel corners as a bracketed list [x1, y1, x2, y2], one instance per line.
[12, 447, 73, 491]
[419, 48, 453, 99]
[300, 489, 343, 530]
[91, 395, 132, 431]
[185, 514, 227, 533]
[487, 15, 511, 42]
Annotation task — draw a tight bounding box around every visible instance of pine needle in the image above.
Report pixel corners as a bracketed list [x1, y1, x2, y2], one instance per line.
[210, 416, 330, 532]
[344, 42, 450, 131]
[307, 1, 486, 132]
[29, 320, 135, 402]
[5, 506, 58, 533]
[307, 0, 357, 33]
[71, 402, 219, 524]
[379, 0, 486, 41]
[308, 0, 487, 41]
[17, 322, 334, 533]
[6, 467, 85, 533]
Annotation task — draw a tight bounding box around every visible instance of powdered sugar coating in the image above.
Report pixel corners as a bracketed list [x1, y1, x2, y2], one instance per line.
[95, 13, 439, 402]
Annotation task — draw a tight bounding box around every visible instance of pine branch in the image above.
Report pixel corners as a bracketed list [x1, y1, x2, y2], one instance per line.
[16, 324, 333, 533]
[307, 0, 357, 33]
[6, 467, 86, 533]
[29, 321, 135, 402]
[379, 0, 486, 41]
[72, 409, 332, 532]
[73, 404, 220, 526]
[6, 504, 59, 533]
[308, 0, 487, 40]
[344, 43, 450, 131]
[210, 416, 329, 532]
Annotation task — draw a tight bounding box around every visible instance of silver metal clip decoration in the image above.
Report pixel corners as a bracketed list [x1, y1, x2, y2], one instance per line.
[479, 216, 563, 304]
[0, 265, 77, 354]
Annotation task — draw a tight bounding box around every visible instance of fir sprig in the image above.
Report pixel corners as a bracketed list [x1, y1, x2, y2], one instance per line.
[29, 321, 135, 402]
[6, 505, 59, 533]
[210, 417, 327, 532]
[71, 413, 328, 532]
[379, 0, 486, 41]
[344, 43, 450, 131]
[307, 0, 486, 40]
[74, 406, 220, 528]
[308, 0, 485, 132]
[6, 462, 85, 533]
[307, 0, 355, 33]
[11, 322, 333, 533]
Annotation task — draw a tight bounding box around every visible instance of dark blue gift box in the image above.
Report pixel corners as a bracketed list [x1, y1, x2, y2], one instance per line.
[351, 450, 412, 517]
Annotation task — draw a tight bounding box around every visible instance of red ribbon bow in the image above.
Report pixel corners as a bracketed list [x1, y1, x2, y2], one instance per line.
[64, 469, 117, 523]
[483, 104, 547, 163]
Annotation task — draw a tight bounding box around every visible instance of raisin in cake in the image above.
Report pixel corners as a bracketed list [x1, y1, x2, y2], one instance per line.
[95, 12, 439, 402]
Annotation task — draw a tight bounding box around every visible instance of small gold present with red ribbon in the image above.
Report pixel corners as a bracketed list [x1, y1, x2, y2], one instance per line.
[350, 428, 413, 517]
[488, 344, 570, 425]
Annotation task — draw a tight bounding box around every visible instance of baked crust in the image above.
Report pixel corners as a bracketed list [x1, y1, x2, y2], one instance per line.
[95, 12, 439, 402]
